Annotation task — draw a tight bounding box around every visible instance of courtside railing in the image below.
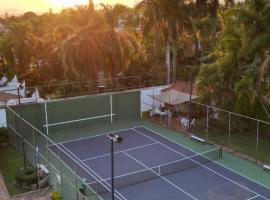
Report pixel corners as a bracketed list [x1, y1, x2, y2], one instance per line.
[142, 87, 270, 163]
[6, 105, 108, 200]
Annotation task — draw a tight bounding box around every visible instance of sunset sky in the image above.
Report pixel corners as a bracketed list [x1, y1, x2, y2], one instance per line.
[0, 0, 138, 15]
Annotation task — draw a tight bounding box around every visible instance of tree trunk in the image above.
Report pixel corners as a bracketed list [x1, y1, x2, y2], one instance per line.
[154, 13, 158, 57]
[172, 36, 177, 83]
[166, 38, 171, 84]
[256, 52, 270, 120]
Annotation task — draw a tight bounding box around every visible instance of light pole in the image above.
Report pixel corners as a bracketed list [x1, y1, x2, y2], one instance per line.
[107, 133, 123, 200]
[17, 82, 27, 169]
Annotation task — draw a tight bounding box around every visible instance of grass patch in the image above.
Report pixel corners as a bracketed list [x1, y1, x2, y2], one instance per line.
[0, 145, 31, 196]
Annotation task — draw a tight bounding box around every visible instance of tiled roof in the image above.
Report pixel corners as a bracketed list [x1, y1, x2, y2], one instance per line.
[0, 92, 18, 104]
[161, 81, 197, 96]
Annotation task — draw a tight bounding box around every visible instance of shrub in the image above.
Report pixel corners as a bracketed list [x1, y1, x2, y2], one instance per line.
[0, 128, 8, 144]
[51, 191, 63, 200]
[14, 167, 38, 188]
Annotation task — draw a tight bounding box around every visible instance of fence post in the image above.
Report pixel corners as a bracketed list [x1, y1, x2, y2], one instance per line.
[59, 150, 63, 197]
[206, 106, 209, 134]
[152, 89, 155, 110]
[256, 120, 259, 152]
[75, 163, 79, 200]
[228, 112, 231, 145]
[116, 77, 119, 91]
[44, 102, 49, 135]
[110, 95, 113, 123]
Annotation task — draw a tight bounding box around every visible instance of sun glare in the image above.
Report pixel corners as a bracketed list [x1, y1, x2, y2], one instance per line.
[47, 0, 89, 8]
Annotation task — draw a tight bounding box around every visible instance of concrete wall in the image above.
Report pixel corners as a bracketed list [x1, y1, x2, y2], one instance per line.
[0, 108, 6, 127]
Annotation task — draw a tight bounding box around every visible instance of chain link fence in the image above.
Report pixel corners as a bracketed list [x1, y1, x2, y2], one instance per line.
[6, 106, 107, 200]
[142, 87, 270, 163]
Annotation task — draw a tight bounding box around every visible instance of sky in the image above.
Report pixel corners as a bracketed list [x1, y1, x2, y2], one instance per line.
[0, 0, 138, 16]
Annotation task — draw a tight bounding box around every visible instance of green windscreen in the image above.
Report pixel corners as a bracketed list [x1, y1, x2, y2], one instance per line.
[113, 91, 141, 120]
[46, 95, 111, 132]
[44, 90, 141, 133]
[10, 103, 45, 132]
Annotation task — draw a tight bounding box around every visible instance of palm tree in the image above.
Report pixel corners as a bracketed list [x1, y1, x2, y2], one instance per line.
[138, 0, 196, 83]
[196, 0, 270, 119]
[100, 4, 130, 31]
[0, 22, 34, 80]
[137, 0, 173, 84]
[100, 4, 138, 79]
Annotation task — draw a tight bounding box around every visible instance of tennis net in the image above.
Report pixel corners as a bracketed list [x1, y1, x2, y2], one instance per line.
[89, 147, 222, 194]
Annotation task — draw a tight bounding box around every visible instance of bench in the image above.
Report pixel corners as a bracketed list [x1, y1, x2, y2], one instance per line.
[262, 164, 270, 171]
[191, 134, 206, 143]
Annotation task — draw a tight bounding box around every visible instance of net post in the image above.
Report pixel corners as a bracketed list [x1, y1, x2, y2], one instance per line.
[110, 95, 113, 124]
[44, 101, 49, 134]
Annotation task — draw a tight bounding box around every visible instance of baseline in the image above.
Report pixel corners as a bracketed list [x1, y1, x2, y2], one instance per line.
[133, 127, 265, 199]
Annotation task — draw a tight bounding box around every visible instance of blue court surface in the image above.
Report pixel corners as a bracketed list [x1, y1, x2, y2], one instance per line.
[49, 127, 270, 200]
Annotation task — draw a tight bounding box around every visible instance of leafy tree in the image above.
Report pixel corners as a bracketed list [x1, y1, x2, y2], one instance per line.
[0, 22, 34, 80]
[196, 0, 270, 119]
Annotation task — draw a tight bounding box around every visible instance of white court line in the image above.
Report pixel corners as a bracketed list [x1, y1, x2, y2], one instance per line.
[138, 126, 270, 192]
[60, 144, 127, 200]
[81, 142, 158, 162]
[134, 127, 269, 200]
[43, 114, 116, 127]
[47, 146, 104, 199]
[85, 147, 221, 186]
[49, 127, 138, 146]
[247, 195, 260, 200]
[138, 126, 270, 198]
[85, 167, 156, 185]
[122, 151, 198, 200]
[47, 125, 270, 199]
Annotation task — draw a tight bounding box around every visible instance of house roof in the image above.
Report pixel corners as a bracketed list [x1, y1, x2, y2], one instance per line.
[0, 92, 18, 105]
[149, 89, 199, 105]
[161, 81, 197, 96]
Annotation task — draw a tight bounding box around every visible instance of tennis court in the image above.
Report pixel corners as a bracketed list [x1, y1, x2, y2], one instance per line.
[5, 90, 270, 200]
[48, 126, 270, 200]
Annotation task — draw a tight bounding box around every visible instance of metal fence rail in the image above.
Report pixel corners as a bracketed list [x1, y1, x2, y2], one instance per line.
[6, 106, 105, 200]
[142, 87, 270, 163]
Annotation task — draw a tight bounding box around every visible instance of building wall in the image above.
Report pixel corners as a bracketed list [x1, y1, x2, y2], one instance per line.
[0, 108, 6, 127]
[141, 85, 169, 112]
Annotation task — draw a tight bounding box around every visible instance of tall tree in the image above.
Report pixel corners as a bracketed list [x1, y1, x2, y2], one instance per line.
[196, 0, 270, 119]
[0, 22, 34, 80]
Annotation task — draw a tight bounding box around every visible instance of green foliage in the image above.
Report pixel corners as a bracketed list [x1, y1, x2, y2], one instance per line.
[0, 146, 29, 195]
[0, 128, 8, 144]
[124, 55, 166, 87]
[196, 0, 270, 119]
[51, 191, 63, 200]
[14, 167, 38, 188]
